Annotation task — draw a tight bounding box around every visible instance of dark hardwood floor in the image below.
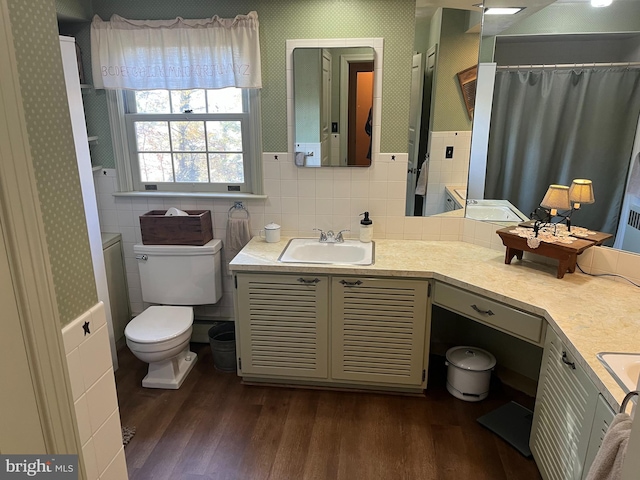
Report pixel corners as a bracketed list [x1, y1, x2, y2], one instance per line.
[115, 343, 542, 480]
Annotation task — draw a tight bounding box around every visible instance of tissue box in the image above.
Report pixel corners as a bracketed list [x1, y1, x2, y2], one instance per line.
[139, 210, 213, 245]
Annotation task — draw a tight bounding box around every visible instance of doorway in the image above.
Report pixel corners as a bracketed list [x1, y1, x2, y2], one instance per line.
[347, 62, 374, 166]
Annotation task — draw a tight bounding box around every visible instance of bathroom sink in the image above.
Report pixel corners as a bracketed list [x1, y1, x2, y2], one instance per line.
[278, 238, 374, 265]
[596, 352, 640, 393]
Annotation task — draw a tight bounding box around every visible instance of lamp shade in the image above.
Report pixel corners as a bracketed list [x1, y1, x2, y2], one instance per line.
[569, 179, 595, 205]
[541, 185, 571, 210]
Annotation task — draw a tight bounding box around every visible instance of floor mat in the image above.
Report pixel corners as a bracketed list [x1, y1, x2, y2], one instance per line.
[122, 426, 136, 446]
[477, 401, 533, 457]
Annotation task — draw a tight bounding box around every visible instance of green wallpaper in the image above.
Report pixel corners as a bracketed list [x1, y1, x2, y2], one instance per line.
[432, 9, 479, 132]
[56, 0, 92, 21]
[8, 0, 97, 325]
[83, 0, 415, 164]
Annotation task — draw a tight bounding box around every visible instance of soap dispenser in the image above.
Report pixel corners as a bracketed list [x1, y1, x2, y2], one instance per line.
[359, 212, 373, 243]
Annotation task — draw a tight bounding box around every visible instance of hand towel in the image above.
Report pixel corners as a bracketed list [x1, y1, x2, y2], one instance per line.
[585, 412, 632, 480]
[224, 217, 252, 276]
[415, 160, 428, 196]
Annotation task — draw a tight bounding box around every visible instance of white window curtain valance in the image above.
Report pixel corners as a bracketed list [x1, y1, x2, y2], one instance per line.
[90, 12, 262, 90]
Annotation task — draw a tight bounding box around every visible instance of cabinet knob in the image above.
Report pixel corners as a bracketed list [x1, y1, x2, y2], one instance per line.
[340, 280, 363, 286]
[135, 254, 148, 261]
[297, 278, 320, 284]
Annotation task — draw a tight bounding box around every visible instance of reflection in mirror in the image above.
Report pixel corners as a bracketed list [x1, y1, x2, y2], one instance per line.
[468, 0, 640, 254]
[292, 47, 374, 167]
[406, 6, 481, 216]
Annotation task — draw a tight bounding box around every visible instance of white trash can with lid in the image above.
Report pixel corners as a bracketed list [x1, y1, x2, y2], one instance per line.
[445, 346, 496, 402]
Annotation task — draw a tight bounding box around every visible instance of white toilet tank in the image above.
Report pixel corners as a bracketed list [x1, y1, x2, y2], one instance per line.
[134, 239, 222, 305]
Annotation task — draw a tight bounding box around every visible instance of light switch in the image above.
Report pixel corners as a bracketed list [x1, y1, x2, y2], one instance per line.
[446, 146, 454, 159]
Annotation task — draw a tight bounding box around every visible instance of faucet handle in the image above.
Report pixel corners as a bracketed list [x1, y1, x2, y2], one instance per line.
[336, 229, 350, 242]
[313, 228, 327, 242]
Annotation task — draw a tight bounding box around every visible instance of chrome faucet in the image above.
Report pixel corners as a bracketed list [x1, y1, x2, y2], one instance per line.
[335, 230, 349, 242]
[313, 228, 328, 242]
[314, 229, 349, 243]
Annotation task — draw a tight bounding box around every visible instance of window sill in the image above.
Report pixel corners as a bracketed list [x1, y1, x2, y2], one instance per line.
[112, 191, 268, 200]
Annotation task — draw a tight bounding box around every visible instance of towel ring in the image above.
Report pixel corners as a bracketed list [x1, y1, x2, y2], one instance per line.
[619, 390, 639, 414]
[228, 201, 250, 219]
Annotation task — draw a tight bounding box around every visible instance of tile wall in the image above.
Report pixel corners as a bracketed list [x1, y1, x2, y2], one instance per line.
[62, 302, 128, 480]
[94, 155, 640, 322]
[423, 130, 471, 216]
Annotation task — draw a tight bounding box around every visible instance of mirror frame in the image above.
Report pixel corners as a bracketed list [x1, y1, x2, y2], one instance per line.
[286, 38, 383, 165]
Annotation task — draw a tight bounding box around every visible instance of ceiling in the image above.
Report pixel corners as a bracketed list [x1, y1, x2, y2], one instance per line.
[415, 0, 561, 36]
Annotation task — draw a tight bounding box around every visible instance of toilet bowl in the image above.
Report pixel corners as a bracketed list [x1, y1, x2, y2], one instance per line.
[125, 239, 223, 389]
[125, 306, 197, 389]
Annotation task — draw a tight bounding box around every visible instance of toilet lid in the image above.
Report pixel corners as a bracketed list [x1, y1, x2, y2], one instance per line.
[125, 306, 193, 344]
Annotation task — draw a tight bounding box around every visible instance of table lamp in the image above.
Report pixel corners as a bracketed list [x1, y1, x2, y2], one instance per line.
[569, 179, 595, 210]
[541, 185, 571, 216]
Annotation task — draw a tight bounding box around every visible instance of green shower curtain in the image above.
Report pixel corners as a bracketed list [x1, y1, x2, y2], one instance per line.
[485, 67, 640, 236]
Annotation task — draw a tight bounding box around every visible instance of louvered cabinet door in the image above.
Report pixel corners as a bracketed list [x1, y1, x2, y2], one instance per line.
[236, 273, 329, 379]
[530, 328, 598, 480]
[331, 277, 429, 386]
[582, 395, 615, 480]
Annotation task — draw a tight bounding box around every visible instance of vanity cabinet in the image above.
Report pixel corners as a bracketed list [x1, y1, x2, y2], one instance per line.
[530, 327, 599, 480]
[102, 233, 131, 347]
[234, 272, 430, 390]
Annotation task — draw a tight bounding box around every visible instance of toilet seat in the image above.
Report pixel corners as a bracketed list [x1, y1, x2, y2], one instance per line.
[125, 305, 193, 344]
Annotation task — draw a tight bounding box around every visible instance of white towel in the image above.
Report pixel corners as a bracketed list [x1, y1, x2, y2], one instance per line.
[415, 160, 428, 196]
[585, 413, 632, 480]
[224, 217, 252, 276]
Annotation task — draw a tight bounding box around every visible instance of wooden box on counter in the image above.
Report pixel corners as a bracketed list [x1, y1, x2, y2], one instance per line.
[140, 210, 213, 245]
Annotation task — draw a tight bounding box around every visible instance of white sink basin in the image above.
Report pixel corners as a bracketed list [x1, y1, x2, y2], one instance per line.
[597, 352, 640, 393]
[278, 238, 374, 265]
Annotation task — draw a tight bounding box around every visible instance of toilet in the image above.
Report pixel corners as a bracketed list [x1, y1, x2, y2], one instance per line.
[125, 239, 223, 389]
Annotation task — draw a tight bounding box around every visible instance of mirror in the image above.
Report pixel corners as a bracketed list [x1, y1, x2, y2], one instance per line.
[406, 5, 482, 216]
[467, 0, 640, 255]
[292, 47, 374, 167]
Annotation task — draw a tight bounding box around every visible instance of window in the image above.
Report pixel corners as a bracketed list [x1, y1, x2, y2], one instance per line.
[123, 87, 261, 194]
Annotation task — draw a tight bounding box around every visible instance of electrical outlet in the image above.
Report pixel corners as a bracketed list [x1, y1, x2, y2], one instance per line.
[445, 146, 454, 159]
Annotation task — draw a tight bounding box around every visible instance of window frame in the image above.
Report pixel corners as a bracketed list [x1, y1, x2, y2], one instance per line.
[118, 88, 262, 195]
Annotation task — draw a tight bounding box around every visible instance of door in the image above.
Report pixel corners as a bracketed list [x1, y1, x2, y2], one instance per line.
[419, 46, 436, 215]
[236, 273, 329, 379]
[320, 49, 332, 166]
[406, 46, 436, 216]
[331, 277, 428, 386]
[406, 53, 425, 215]
[530, 328, 598, 480]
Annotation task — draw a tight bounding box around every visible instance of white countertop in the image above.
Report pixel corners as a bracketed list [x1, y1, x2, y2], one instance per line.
[230, 237, 640, 409]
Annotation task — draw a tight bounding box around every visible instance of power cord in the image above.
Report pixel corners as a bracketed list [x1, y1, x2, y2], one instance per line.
[576, 263, 640, 288]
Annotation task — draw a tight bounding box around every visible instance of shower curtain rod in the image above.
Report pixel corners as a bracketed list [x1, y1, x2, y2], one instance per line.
[497, 61, 640, 70]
